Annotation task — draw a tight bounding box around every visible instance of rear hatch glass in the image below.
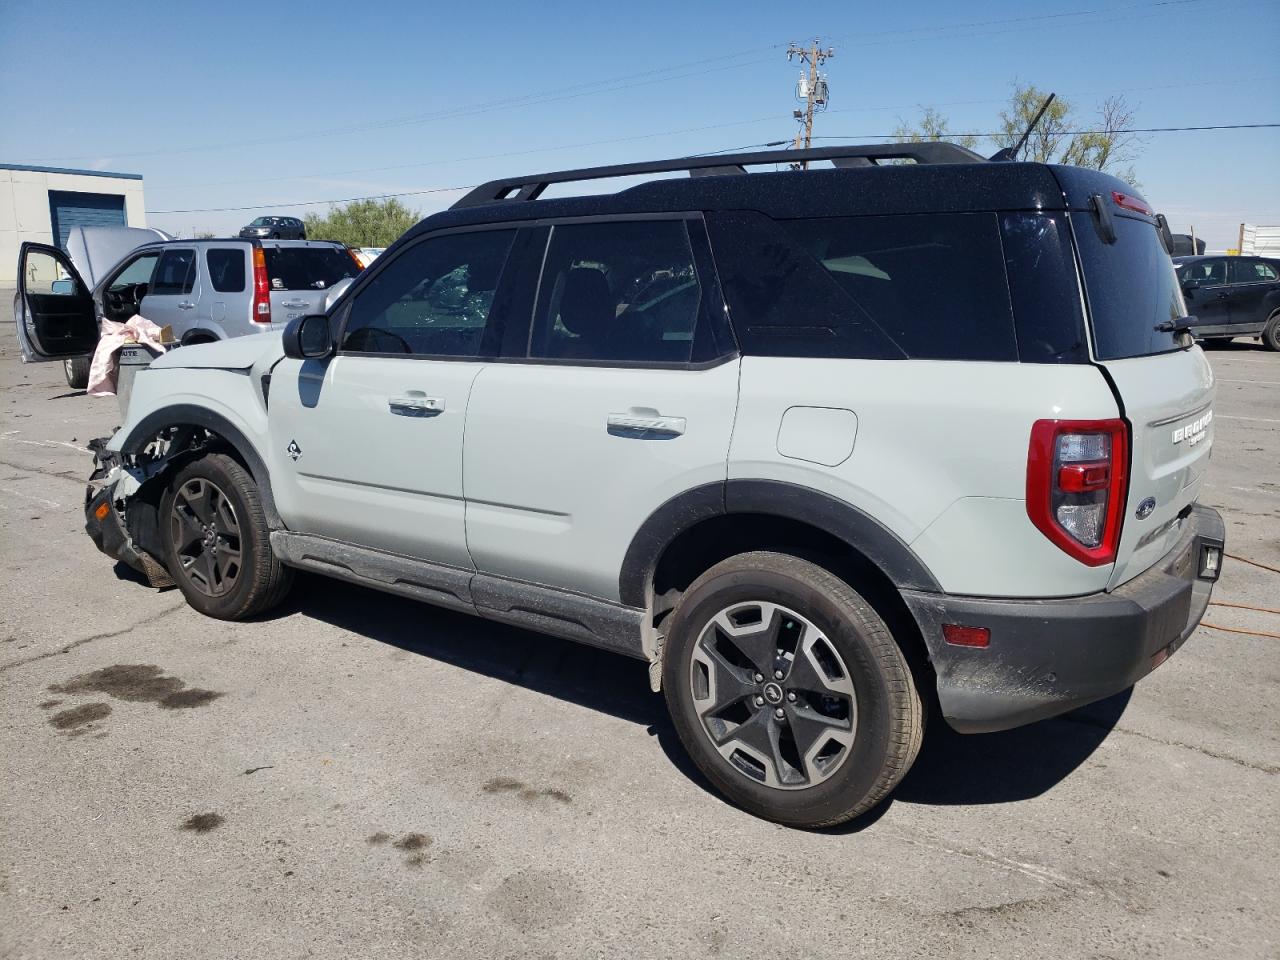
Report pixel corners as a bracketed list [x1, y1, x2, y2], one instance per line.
[263, 246, 358, 291]
[1075, 214, 1184, 359]
[1071, 211, 1215, 588]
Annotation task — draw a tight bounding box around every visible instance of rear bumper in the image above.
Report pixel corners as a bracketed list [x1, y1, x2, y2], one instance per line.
[904, 504, 1225, 733]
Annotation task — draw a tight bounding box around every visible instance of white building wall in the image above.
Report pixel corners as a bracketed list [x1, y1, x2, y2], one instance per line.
[0, 167, 146, 290]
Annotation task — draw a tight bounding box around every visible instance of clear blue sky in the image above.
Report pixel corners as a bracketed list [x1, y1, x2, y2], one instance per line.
[2, 0, 1276, 248]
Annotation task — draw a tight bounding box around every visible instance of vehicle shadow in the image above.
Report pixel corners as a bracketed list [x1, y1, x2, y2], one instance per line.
[278, 574, 1130, 822]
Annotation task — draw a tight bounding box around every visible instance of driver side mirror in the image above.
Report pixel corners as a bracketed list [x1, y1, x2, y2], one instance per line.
[283, 314, 333, 359]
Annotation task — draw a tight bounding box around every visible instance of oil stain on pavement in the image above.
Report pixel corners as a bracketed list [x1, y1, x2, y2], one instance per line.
[49, 664, 223, 710]
[482, 776, 572, 805]
[47, 702, 111, 732]
[179, 812, 225, 833]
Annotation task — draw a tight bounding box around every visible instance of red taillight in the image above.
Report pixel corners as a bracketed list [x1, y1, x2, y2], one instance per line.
[1027, 418, 1128, 566]
[252, 246, 272, 324]
[1111, 190, 1152, 216]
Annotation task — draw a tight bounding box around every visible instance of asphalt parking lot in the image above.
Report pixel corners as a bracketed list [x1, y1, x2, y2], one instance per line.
[2, 309, 1277, 960]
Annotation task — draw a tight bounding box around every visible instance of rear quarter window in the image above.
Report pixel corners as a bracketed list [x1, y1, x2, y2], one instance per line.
[263, 246, 358, 291]
[206, 248, 246, 293]
[1073, 213, 1184, 359]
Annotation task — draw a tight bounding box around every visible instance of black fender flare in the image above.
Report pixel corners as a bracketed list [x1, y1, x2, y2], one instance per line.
[618, 479, 941, 608]
[117, 404, 280, 527]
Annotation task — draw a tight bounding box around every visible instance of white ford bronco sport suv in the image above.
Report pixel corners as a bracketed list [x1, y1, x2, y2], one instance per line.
[57, 144, 1224, 827]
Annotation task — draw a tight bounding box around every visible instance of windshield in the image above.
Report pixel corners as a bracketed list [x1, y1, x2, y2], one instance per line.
[1074, 213, 1185, 360]
[263, 246, 359, 290]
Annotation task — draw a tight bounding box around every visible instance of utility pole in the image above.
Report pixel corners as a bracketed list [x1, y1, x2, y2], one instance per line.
[787, 39, 834, 169]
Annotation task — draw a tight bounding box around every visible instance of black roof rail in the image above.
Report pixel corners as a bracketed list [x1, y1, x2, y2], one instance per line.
[451, 141, 986, 209]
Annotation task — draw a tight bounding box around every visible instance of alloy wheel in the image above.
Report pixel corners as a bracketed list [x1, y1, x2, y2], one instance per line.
[169, 477, 242, 597]
[689, 601, 857, 789]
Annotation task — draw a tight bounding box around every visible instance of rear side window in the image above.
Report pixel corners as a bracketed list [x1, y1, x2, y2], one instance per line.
[782, 213, 1017, 361]
[151, 248, 196, 296]
[1230, 258, 1278, 283]
[263, 246, 359, 291]
[1074, 214, 1183, 359]
[206, 248, 246, 292]
[705, 211, 902, 360]
[707, 211, 1020, 361]
[528, 219, 709, 364]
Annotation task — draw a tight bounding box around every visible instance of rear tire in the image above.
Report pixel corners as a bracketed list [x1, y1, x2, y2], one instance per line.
[63, 356, 90, 389]
[160, 452, 292, 620]
[1263, 313, 1280, 352]
[662, 552, 923, 828]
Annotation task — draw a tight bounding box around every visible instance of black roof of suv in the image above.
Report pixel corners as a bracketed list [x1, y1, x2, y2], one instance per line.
[390, 142, 1149, 242]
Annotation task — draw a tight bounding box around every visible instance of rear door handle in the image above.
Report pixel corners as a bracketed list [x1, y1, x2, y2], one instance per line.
[389, 395, 444, 417]
[177, 300, 196, 310]
[281, 299, 310, 309]
[607, 412, 686, 438]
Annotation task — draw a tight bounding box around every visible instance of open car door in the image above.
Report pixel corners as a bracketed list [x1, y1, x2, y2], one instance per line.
[15, 242, 98, 362]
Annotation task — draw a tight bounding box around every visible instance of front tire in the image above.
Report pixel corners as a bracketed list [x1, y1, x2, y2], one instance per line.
[662, 552, 923, 828]
[160, 452, 292, 620]
[63, 356, 90, 389]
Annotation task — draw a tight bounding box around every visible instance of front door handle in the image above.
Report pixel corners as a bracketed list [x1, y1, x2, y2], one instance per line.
[389, 395, 444, 417]
[177, 300, 196, 310]
[607, 412, 686, 438]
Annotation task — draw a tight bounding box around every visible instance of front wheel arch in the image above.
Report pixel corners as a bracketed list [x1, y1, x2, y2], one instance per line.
[117, 405, 280, 529]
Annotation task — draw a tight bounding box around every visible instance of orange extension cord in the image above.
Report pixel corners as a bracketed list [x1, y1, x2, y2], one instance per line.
[1199, 553, 1280, 640]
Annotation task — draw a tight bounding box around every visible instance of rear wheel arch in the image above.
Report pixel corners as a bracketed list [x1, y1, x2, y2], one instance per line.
[623, 481, 940, 682]
[180, 329, 221, 346]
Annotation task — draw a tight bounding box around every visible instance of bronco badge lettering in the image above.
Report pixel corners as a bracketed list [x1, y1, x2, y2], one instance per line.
[1172, 410, 1212, 447]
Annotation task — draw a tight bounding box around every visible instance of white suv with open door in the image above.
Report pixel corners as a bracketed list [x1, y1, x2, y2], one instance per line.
[15, 231, 360, 388]
[65, 144, 1224, 828]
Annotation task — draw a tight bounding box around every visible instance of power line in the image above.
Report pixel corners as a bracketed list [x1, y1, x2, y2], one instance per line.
[147, 122, 1279, 216]
[20, 50, 781, 165]
[148, 185, 474, 215]
[146, 73, 1278, 193]
[23, 0, 1252, 166]
[812, 123, 1280, 138]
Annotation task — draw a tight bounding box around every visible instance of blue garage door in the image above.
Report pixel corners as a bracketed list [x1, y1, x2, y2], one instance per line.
[48, 190, 127, 251]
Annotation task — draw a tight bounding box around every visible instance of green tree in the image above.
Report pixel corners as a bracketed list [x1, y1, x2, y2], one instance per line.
[892, 107, 978, 150]
[894, 83, 1141, 183]
[303, 197, 419, 248]
[992, 84, 1140, 181]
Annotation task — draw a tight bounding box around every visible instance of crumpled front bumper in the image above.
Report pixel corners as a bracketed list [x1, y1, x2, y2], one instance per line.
[83, 439, 172, 587]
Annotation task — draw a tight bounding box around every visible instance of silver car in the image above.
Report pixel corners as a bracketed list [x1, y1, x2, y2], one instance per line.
[14, 226, 360, 387]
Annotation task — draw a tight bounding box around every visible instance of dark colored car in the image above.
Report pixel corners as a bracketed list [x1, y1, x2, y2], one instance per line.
[1169, 233, 1206, 256]
[238, 216, 306, 240]
[1176, 254, 1280, 349]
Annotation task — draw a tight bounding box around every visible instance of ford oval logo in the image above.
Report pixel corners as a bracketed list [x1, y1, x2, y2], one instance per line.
[1136, 496, 1156, 520]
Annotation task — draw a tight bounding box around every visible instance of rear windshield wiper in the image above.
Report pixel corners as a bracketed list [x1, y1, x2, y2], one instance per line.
[1155, 315, 1198, 347]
